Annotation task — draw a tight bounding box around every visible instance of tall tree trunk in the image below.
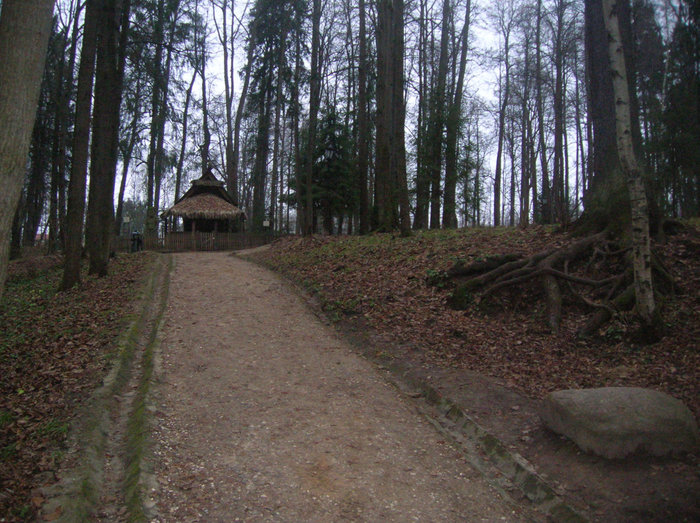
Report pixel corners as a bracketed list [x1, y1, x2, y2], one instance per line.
[428, 0, 451, 229]
[114, 76, 143, 236]
[474, 112, 481, 225]
[199, 31, 211, 175]
[62, 0, 98, 290]
[443, 0, 471, 228]
[392, 0, 411, 237]
[357, 0, 370, 234]
[552, 2, 566, 224]
[508, 118, 516, 226]
[216, 0, 237, 204]
[413, 0, 429, 229]
[0, 0, 54, 299]
[520, 34, 532, 227]
[602, 0, 655, 328]
[584, 0, 641, 229]
[535, 0, 551, 223]
[304, 0, 321, 236]
[23, 109, 50, 248]
[231, 22, 255, 204]
[494, 37, 511, 227]
[48, 21, 73, 254]
[86, 0, 130, 276]
[375, 0, 392, 231]
[145, 0, 165, 218]
[175, 69, 197, 206]
[270, 42, 285, 232]
[293, 23, 302, 233]
[252, 73, 272, 232]
[154, 25, 176, 216]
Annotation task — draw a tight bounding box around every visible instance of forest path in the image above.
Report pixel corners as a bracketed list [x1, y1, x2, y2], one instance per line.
[148, 252, 522, 522]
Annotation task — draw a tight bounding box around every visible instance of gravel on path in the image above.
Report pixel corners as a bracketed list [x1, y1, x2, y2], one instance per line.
[149, 252, 523, 522]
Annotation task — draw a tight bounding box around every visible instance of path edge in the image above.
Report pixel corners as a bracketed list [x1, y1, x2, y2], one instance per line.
[123, 253, 172, 522]
[40, 254, 170, 522]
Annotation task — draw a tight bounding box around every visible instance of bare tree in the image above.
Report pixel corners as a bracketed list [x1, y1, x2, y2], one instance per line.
[492, 0, 515, 227]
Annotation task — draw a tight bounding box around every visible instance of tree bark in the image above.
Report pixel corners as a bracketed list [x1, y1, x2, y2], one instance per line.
[86, 0, 130, 276]
[252, 72, 272, 232]
[292, 20, 302, 233]
[375, 0, 392, 231]
[62, 0, 98, 290]
[535, 0, 551, 223]
[232, 21, 256, 205]
[519, 30, 532, 227]
[392, 0, 411, 237]
[270, 41, 285, 232]
[357, 0, 370, 234]
[215, 0, 237, 205]
[305, 0, 322, 236]
[552, 0, 566, 224]
[584, 0, 642, 230]
[0, 0, 54, 299]
[413, 0, 429, 229]
[114, 76, 143, 236]
[443, 0, 471, 229]
[145, 0, 165, 218]
[602, 0, 655, 327]
[428, 0, 451, 229]
[174, 69, 197, 206]
[199, 27, 211, 176]
[494, 38, 511, 227]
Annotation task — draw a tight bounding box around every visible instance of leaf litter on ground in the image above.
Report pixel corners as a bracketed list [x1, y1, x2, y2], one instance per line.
[0, 252, 151, 522]
[250, 225, 699, 419]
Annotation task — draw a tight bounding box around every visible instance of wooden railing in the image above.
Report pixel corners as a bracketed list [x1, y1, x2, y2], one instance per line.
[113, 232, 281, 253]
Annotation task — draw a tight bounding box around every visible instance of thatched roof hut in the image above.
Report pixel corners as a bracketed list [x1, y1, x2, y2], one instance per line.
[162, 170, 245, 232]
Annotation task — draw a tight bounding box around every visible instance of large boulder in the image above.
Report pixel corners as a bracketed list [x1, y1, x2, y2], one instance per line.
[539, 387, 699, 459]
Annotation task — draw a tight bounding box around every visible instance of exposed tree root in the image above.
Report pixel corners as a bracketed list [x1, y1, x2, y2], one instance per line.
[440, 231, 671, 338]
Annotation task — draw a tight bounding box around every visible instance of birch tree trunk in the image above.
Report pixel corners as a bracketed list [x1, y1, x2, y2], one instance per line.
[602, 0, 656, 328]
[0, 0, 54, 300]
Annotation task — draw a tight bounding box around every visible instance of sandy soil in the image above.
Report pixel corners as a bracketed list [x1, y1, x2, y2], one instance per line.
[148, 252, 526, 522]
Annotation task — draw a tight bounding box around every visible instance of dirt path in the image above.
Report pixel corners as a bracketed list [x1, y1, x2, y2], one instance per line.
[148, 252, 525, 522]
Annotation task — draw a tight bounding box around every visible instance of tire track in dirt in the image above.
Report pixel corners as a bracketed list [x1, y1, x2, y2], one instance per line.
[40, 254, 170, 522]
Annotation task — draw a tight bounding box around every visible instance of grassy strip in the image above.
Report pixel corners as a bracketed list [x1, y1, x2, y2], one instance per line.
[123, 254, 172, 522]
[46, 255, 162, 522]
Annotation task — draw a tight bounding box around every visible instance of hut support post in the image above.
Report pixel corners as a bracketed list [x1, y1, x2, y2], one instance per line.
[191, 220, 196, 250]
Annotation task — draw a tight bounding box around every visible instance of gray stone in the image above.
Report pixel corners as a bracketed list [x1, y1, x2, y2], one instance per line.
[539, 387, 699, 459]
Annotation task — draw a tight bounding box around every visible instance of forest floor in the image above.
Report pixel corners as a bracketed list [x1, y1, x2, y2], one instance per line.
[246, 224, 700, 522]
[0, 224, 698, 522]
[0, 251, 152, 521]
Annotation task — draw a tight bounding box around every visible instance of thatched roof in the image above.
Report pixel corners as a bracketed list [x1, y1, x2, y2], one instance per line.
[164, 193, 244, 220]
